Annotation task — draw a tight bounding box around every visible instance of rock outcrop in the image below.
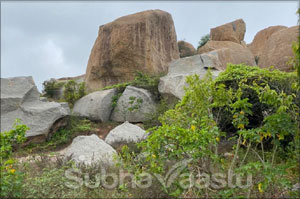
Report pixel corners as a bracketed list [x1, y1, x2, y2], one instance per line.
[84, 9, 180, 92]
[178, 40, 196, 58]
[73, 89, 117, 122]
[198, 40, 256, 69]
[105, 121, 146, 149]
[1, 76, 70, 140]
[248, 26, 287, 58]
[64, 134, 117, 166]
[210, 19, 246, 44]
[158, 54, 222, 100]
[111, 86, 157, 122]
[257, 26, 299, 71]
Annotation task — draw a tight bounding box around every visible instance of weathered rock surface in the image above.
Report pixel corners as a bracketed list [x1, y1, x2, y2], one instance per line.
[258, 26, 299, 71]
[210, 19, 246, 44]
[73, 89, 117, 122]
[84, 9, 180, 92]
[111, 86, 157, 122]
[198, 40, 256, 69]
[105, 121, 146, 149]
[158, 54, 222, 100]
[248, 25, 287, 58]
[178, 40, 196, 58]
[1, 76, 69, 139]
[64, 134, 117, 166]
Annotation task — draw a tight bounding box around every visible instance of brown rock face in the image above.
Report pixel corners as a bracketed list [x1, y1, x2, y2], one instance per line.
[85, 10, 180, 92]
[257, 26, 299, 71]
[248, 26, 287, 58]
[198, 40, 256, 69]
[178, 40, 196, 58]
[210, 19, 246, 44]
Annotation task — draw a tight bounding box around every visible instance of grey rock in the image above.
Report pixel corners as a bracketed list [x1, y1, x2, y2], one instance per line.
[1, 76, 70, 139]
[40, 97, 48, 102]
[64, 134, 117, 166]
[105, 121, 146, 149]
[1, 76, 39, 114]
[111, 86, 157, 122]
[59, 102, 71, 114]
[72, 89, 117, 122]
[158, 54, 222, 100]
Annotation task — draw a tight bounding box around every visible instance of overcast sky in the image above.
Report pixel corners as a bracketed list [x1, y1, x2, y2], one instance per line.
[1, 1, 299, 91]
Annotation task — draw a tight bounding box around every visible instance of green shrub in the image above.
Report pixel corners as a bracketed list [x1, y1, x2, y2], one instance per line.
[197, 33, 210, 50]
[63, 81, 86, 107]
[42, 80, 65, 99]
[0, 119, 29, 198]
[22, 117, 93, 152]
[121, 64, 300, 197]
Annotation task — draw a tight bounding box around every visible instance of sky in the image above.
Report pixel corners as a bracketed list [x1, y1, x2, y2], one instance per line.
[1, 1, 299, 91]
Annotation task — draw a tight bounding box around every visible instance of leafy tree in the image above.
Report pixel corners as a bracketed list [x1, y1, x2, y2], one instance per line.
[197, 34, 210, 50]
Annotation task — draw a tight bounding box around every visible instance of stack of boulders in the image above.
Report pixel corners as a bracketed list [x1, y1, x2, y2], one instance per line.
[197, 19, 256, 69]
[2, 9, 299, 167]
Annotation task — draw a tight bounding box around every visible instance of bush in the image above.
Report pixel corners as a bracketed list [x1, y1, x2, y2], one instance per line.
[121, 64, 300, 197]
[42, 80, 65, 99]
[197, 34, 210, 50]
[0, 119, 29, 198]
[63, 81, 86, 107]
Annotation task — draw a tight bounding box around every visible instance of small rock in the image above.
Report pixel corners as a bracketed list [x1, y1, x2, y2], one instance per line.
[105, 121, 146, 149]
[64, 134, 117, 166]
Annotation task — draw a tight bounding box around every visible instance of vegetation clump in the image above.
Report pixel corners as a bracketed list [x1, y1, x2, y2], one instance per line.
[63, 80, 86, 107]
[197, 33, 210, 50]
[42, 80, 65, 99]
[0, 119, 29, 198]
[121, 64, 300, 198]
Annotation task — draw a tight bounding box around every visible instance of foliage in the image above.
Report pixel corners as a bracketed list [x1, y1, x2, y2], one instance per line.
[197, 34, 210, 50]
[42, 80, 65, 99]
[121, 64, 300, 197]
[131, 71, 161, 98]
[103, 71, 162, 98]
[144, 99, 176, 129]
[63, 80, 86, 107]
[0, 119, 29, 198]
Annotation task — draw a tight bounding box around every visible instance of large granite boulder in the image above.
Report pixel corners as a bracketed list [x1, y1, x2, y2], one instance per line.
[258, 26, 299, 71]
[84, 9, 180, 92]
[105, 121, 146, 149]
[210, 19, 246, 44]
[158, 54, 222, 100]
[64, 134, 117, 166]
[72, 89, 117, 122]
[197, 40, 256, 69]
[111, 86, 157, 122]
[1, 76, 70, 140]
[178, 40, 196, 58]
[248, 26, 287, 59]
